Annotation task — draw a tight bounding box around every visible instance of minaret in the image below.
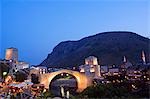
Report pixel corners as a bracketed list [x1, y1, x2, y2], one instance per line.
[142, 51, 146, 64]
[123, 56, 127, 63]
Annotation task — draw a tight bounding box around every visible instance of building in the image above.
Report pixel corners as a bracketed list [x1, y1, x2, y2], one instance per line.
[16, 61, 30, 70]
[5, 47, 18, 62]
[101, 65, 108, 74]
[125, 68, 142, 81]
[30, 66, 48, 75]
[79, 56, 101, 78]
[108, 67, 119, 75]
[3, 47, 31, 75]
[85, 56, 98, 65]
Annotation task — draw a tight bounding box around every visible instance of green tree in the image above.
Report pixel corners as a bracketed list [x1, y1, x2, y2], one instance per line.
[43, 90, 55, 98]
[0, 63, 10, 79]
[79, 83, 132, 98]
[14, 71, 27, 82]
[31, 74, 40, 84]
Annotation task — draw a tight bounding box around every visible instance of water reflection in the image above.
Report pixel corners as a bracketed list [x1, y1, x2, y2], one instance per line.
[49, 73, 77, 97]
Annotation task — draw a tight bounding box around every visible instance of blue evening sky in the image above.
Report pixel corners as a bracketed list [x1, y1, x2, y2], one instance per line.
[0, 0, 149, 65]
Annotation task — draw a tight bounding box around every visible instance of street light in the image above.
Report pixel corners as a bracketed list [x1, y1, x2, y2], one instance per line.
[3, 72, 7, 76]
[66, 74, 69, 76]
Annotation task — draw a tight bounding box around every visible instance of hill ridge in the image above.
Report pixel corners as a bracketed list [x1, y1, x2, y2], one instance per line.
[41, 31, 150, 68]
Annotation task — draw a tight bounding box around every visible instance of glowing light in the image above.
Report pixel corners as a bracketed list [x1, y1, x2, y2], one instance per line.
[80, 68, 85, 73]
[61, 86, 65, 97]
[73, 67, 76, 70]
[113, 80, 115, 83]
[113, 73, 118, 75]
[66, 90, 70, 99]
[116, 80, 120, 83]
[3, 72, 7, 76]
[132, 84, 137, 89]
[90, 68, 95, 73]
[36, 67, 39, 70]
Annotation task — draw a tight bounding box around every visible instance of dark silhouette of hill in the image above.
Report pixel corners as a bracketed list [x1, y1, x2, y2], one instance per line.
[41, 31, 150, 68]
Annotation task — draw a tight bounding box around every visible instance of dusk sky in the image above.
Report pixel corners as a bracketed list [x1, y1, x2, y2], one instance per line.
[0, 0, 149, 65]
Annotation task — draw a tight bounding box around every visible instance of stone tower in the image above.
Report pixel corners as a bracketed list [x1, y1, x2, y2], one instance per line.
[5, 47, 18, 62]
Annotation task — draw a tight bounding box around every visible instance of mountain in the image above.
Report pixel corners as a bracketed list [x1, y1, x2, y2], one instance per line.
[41, 31, 150, 68]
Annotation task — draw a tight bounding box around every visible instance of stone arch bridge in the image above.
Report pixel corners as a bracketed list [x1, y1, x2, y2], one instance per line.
[39, 69, 92, 92]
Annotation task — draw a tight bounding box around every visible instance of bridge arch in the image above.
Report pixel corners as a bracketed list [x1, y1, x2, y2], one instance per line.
[39, 69, 92, 92]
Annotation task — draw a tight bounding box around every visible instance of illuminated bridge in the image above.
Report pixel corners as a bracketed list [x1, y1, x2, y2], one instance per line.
[39, 69, 92, 92]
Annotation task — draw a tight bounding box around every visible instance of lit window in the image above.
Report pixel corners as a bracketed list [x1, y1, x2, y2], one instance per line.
[116, 80, 120, 83]
[90, 68, 95, 73]
[113, 73, 118, 75]
[132, 84, 137, 89]
[80, 68, 85, 73]
[90, 65, 94, 68]
[113, 80, 115, 83]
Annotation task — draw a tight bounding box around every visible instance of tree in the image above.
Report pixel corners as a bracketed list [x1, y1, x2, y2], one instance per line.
[43, 90, 55, 98]
[79, 83, 132, 98]
[14, 71, 27, 82]
[0, 63, 10, 79]
[31, 74, 40, 84]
